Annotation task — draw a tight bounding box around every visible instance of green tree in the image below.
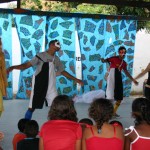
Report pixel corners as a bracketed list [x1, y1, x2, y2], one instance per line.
[117, 6, 150, 32]
[19, 0, 150, 31]
[70, 4, 117, 14]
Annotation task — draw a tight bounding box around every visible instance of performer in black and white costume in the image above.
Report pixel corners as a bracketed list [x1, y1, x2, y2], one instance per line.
[7, 40, 84, 119]
[101, 46, 138, 117]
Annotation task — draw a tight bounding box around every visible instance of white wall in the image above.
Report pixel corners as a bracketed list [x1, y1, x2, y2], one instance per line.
[131, 30, 150, 94]
[12, 28, 21, 94]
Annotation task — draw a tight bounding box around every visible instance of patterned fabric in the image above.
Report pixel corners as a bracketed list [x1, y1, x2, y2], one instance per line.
[77, 18, 137, 96]
[13, 14, 46, 99]
[39, 120, 82, 150]
[0, 13, 137, 99]
[77, 18, 106, 92]
[46, 16, 77, 96]
[86, 126, 123, 150]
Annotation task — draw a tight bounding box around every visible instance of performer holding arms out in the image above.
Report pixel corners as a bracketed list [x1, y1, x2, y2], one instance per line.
[134, 62, 150, 100]
[101, 46, 138, 117]
[7, 40, 84, 120]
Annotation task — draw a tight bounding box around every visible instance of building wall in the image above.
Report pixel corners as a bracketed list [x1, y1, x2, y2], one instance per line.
[131, 30, 150, 94]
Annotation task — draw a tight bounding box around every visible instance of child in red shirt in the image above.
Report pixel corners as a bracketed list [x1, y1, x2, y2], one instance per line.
[12, 118, 29, 150]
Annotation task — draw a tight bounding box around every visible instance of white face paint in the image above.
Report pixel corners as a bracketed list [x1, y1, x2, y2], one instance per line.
[119, 49, 126, 58]
[55, 41, 61, 49]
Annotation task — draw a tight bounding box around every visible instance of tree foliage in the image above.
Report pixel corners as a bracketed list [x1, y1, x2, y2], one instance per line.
[117, 6, 150, 32]
[10, 0, 150, 31]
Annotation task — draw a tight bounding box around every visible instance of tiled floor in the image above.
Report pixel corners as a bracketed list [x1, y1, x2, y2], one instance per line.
[0, 97, 136, 150]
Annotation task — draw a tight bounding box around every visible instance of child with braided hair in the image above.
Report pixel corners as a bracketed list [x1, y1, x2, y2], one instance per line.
[82, 98, 124, 150]
[124, 97, 150, 150]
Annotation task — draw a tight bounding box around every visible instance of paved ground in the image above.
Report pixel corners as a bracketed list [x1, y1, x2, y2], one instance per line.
[0, 97, 137, 150]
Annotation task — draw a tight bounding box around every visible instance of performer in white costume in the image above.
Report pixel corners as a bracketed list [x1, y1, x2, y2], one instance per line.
[7, 40, 84, 119]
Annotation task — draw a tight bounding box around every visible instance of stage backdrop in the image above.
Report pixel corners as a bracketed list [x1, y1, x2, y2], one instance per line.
[46, 16, 77, 96]
[0, 11, 137, 99]
[77, 18, 137, 96]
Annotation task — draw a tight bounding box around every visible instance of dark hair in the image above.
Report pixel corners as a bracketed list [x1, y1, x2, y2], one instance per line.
[79, 118, 93, 125]
[18, 118, 29, 133]
[109, 120, 123, 128]
[132, 97, 150, 125]
[49, 39, 59, 47]
[48, 95, 78, 122]
[24, 120, 39, 138]
[118, 46, 126, 52]
[89, 98, 113, 131]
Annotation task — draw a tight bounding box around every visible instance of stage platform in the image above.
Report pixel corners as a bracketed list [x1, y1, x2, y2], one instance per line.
[0, 96, 139, 150]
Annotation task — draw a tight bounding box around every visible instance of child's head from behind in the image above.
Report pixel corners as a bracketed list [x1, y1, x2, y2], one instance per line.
[24, 120, 39, 138]
[79, 118, 93, 131]
[18, 118, 29, 133]
[79, 118, 93, 126]
[89, 98, 113, 130]
[132, 97, 150, 125]
[48, 95, 78, 122]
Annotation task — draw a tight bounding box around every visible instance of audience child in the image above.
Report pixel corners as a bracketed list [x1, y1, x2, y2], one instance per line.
[12, 118, 29, 150]
[39, 95, 82, 150]
[124, 97, 150, 150]
[79, 118, 93, 132]
[82, 98, 124, 150]
[79, 118, 93, 126]
[17, 120, 39, 150]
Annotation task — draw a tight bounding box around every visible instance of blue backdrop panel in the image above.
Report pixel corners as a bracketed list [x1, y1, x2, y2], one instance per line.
[77, 18, 137, 96]
[77, 18, 107, 92]
[104, 19, 137, 96]
[0, 13, 12, 99]
[13, 14, 46, 99]
[46, 16, 77, 96]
